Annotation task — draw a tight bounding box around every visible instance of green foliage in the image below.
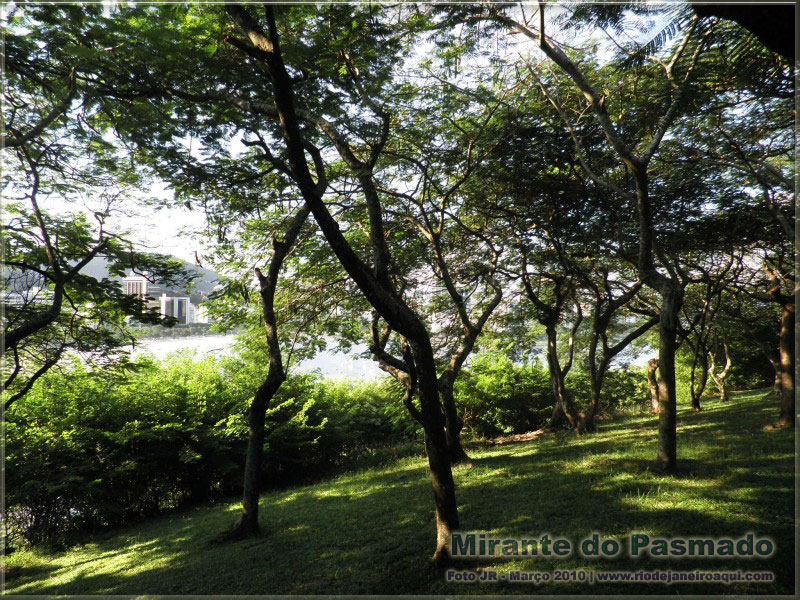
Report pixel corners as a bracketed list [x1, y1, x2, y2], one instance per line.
[453, 352, 554, 437]
[5, 390, 793, 596]
[567, 366, 652, 415]
[454, 351, 653, 437]
[5, 354, 419, 549]
[6, 355, 241, 548]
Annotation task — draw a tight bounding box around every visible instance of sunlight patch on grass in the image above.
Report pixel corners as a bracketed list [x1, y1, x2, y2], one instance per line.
[5, 388, 792, 596]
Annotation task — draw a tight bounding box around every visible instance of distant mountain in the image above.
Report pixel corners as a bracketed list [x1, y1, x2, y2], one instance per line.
[82, 256, 221, 296]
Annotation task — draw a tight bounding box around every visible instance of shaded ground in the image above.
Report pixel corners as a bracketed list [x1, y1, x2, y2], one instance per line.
[4, 389, 795, 595]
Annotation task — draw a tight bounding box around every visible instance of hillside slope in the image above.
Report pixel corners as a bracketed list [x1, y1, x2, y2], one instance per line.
[4, 390, 794, 595]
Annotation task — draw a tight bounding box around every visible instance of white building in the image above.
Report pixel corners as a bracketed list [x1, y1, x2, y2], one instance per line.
[121, 273, 210, 324]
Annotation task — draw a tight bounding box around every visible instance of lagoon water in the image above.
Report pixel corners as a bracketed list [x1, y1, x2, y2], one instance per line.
[132, 334, 382, 379]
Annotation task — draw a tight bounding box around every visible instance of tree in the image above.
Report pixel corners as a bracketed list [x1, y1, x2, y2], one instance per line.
[706, 329, 732, 402]
[517, 246, 583, 430]
[764, 265, 795, 427]
[189, 138, 358, 539]
[2, 18, 192, 405]
[667, 44, 793, 425]
[677, 252, 745, 410]
[2, 192, 188, 407]
[365, 73, 510, 461]
[30, 1, 460, 563]
[215, 202, 311, 540]
[221, 4, 460, 561]
[475, 47, 660, 433]
[482, 3, 716, 470]
[581, 267, 657, 429]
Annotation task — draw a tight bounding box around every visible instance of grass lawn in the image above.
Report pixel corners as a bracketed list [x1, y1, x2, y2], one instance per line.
[4, 389, 795, 595]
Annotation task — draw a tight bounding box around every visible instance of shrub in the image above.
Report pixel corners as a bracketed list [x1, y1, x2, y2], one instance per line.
[454, 352, 652, 437]
[454, 351, 555, 437]
[4, 354, 418, 548]
[566, 367, 651, 416]
[5, 355, 245, 547]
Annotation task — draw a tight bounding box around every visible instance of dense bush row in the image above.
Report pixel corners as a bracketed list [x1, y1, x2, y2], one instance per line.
[454, 351, 650, 437]
[4, 354, 416, 548]
[5, 350, 664, 548]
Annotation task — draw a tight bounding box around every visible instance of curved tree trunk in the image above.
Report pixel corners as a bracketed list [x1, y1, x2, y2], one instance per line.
[582, 325, 603, 432]
[549, 379, 579, 430]
[708, 370, 731, 402]
[764, 268, 795, 428]
[691, 352, 709, 410]
[218, 206, 310, 541]
[708, 337, 732, 403]
[411, 340, 460, 565]
[688, 341, 708, 411]
[529, 2, 699, 472]
[581, 378, 602, 432]
[768, 354, 781, 396]
[545, 326, 580, 430]
[237, 406, 266, 536]
[435, 283, 501, 465]
[226, 371, 285, 538]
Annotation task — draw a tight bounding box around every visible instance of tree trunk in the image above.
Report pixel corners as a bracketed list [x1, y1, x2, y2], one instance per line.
[582, 329, 602, 433]
[710, 374, 731, 402]
[412, 341, 460, 566]
[708, 335, 733, 403]
[580, 358, 606, 432]
[439, 380, 470, 464]
[647, 358, 660, 414]
[548, 375, 580, 431]
[768, 354, 781, 395]
[690, 342, 708, 410]
[776, 302, 795, 427]
[692, 354, 708, 410]
[216, 208, 309, 541]
[236, 403, 268, 537]
[708, 368, 730, 402]
[223, 375, 283, 539]
[581, 383, 601, 432]
[656, 285, 682, 472]
[545, 327, 580, 430]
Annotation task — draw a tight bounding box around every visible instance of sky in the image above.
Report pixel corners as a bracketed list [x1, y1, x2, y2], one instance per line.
[123, 182, 210, 265]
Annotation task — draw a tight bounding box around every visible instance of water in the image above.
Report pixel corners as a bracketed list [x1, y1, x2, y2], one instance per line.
[132, 335, 382, 379]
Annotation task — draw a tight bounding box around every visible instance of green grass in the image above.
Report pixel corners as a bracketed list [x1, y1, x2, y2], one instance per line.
[4, 389, 795, 595]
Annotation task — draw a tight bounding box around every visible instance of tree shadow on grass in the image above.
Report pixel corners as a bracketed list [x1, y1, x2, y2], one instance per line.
[3, 562, 58, 583]
[8, 390, 793, 596]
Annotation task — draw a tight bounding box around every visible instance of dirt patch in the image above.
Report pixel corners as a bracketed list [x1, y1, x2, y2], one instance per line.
[488, 428, 549, 445]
